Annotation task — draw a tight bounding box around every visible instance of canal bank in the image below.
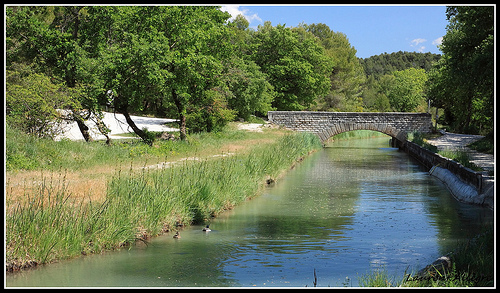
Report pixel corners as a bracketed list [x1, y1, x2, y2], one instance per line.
[5, 131, 322, 274]
[8, 136, 492, 287]
[400, 135, 494, 210]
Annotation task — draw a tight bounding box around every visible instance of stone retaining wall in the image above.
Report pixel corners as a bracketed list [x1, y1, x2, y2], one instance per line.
[402, 141, 493, 209]
[402, 141, 483, 191]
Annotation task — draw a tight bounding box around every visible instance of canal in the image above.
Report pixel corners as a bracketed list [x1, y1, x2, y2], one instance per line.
[6, 135, 493, 287]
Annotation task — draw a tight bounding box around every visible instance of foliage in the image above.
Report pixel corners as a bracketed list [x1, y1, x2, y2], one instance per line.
[467, 131, 494, 154]
[437, 150, 482, 171]
[360, 75, 392, 111]
[305, 23, 366, 112]
[360, 52, 439, 112]
[223, 57, 276, 120]
[359, 51, 441, 78]
[388, 68, 428, 112]
[8, 5, 489, 145]
[6, 6, 110, 142]
[6, 64, 80, 138]
[185, 92, 237, 133]
[249, 22, 332, 111]
[427, 6, 494, 134]
[407, 131, 438, 153]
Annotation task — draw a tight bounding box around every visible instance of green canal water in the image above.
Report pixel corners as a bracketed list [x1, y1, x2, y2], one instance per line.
[6, 136, 493, 287]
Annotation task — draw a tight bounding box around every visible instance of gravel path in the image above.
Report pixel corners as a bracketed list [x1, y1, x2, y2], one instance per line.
[426, 131, 494, 173]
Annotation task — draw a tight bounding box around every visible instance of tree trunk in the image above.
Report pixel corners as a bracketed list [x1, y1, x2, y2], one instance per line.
[119, 106, 153, 146]
[73, 112, 93, 142]
[94, 114, 111, 145]
[172, 89, 187, 141]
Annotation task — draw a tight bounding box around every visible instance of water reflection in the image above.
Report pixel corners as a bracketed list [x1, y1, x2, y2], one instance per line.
[6, 136, 493, 287]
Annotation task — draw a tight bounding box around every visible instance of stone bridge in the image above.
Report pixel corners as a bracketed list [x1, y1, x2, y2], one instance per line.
[268, 111, 433, 144]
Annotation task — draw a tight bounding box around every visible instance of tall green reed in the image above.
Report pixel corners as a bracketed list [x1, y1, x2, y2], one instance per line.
[6, 132, 321, 269]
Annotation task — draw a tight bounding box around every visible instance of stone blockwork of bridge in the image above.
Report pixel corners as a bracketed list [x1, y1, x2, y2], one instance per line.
[268, 111, 433, 143]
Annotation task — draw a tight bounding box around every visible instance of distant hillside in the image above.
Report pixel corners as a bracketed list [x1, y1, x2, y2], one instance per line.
[359, 51, 441, 78]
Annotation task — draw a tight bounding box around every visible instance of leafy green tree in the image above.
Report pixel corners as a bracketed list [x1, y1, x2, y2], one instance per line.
[249, 22, 331, 111]
[6, 64, 79, 138]
[6, 6, 107, 142]
[160, 6, 234, 138]
[226, 16, 275, 120]
[361, 75, 392, 112]
[388, 68, 428, 112]
[304, 23, 365, 112]
[94, 6, 234, 141]
[359, 51, 441, 78]
[428, 6, 494, 134]
[224, 57, 275, 120]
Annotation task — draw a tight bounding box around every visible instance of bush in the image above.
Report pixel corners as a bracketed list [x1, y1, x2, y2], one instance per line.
[6, 64, 78, 139]
[186, 100, 236, 134]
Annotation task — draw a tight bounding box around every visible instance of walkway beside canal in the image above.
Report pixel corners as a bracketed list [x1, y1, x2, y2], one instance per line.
[425, 131, 494, 209]
[425, 131, 494, 174]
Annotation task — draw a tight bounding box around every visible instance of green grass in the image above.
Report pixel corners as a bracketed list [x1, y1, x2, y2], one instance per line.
[5, 123, 277, 172]
[6, 131, 322, 271]
[467, 131, 494, 154]
[437, 149, 483, 171]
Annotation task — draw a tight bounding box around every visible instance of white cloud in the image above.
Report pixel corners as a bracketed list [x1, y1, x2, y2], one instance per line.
[220, 5, 262, 23]
[432, 36, 443, 46]
[410, 38, 427, 53]
[411, 38, 427, 46]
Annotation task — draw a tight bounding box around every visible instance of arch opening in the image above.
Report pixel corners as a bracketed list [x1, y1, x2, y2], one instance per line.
[316, 123, 408, 145]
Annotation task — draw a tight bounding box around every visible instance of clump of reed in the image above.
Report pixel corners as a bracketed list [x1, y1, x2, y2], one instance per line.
[5, 132, 322, 271]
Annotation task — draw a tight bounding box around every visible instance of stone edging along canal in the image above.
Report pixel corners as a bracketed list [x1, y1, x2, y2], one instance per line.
[401, 140, 494, 210]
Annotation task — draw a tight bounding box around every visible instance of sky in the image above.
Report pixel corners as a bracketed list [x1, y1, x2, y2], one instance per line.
[220, 5, 449, 59]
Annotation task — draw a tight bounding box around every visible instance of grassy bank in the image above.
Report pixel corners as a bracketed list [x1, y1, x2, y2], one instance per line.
[5, 123, 279, 172]
[5, 130, 322, 272]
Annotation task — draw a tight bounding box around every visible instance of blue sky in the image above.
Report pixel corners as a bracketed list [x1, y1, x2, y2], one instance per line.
[220, 5, 448, 59]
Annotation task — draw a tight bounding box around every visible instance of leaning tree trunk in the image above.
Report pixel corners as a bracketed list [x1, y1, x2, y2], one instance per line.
[119, 106, 154, 146]
[73, 112, 93, 142]
[93, 114, 111, 145]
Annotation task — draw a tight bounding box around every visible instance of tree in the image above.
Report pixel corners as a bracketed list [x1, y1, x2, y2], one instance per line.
[224, 57, 275, 120]
[388, 68, 428, 112]
[361, 75, 391, 112]
[95, 6, 234, 142]
[359, 51, 441, 78]
[6, 64, 79, 138]
[428, 6, 494, 134]
[304, 23, 365, 112]
[6, 6, 108, 142]
[249, 22, 331, 111]
[160, 6, 234, 139]
[226, 15, 275, 120]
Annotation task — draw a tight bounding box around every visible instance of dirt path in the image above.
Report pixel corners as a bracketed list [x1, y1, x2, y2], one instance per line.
[425, 131, 494, 173]
[6, 125, 277, 206]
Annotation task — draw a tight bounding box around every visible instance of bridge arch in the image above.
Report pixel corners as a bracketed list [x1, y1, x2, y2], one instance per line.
[268, 111, 432, 145]
[315, 122, 407, 143]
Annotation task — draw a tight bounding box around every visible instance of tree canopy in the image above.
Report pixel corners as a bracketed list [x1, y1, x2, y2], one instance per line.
[6, 5, 493, 143]
[427, 6, 494, 134]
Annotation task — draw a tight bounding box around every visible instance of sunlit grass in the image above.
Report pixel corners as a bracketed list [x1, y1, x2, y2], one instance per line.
[5, 132, 322, 271]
